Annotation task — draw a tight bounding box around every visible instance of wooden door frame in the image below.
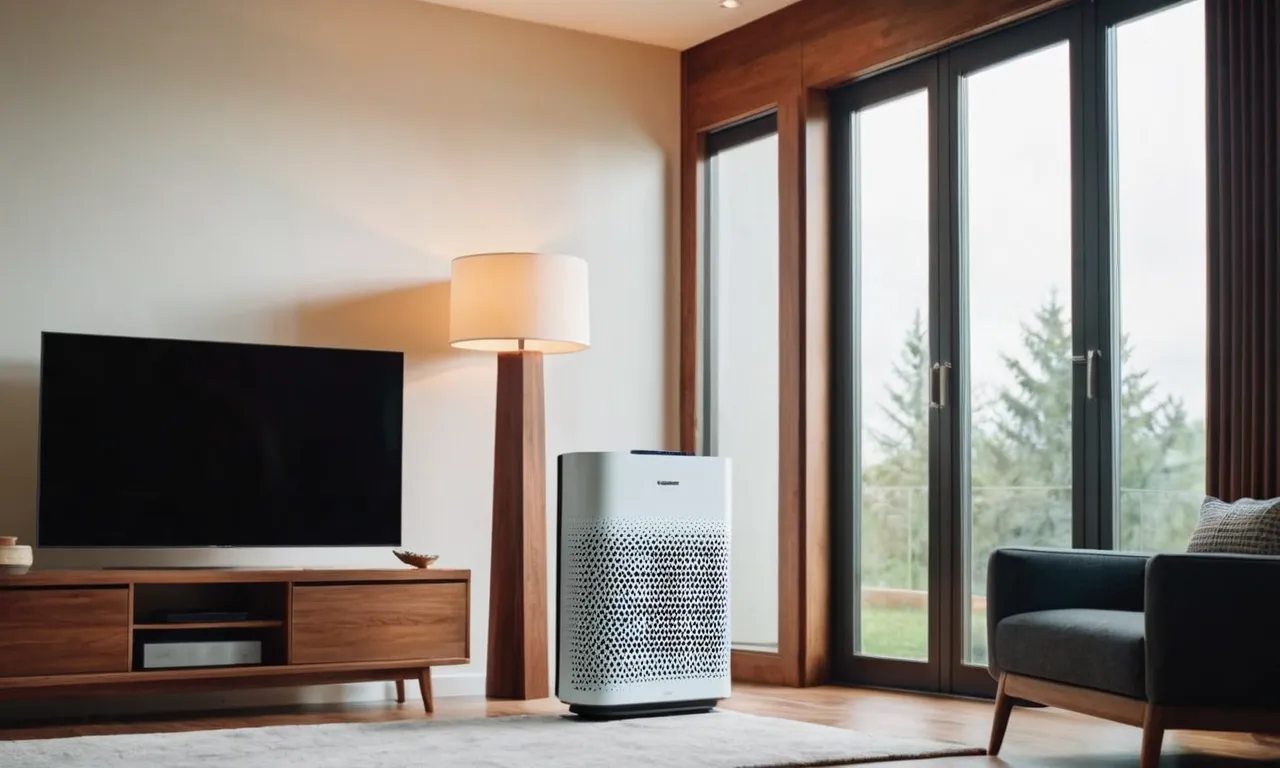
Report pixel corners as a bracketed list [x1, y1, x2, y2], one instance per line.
[680, 44, 831, 686]
[679, 0, 1069, 687]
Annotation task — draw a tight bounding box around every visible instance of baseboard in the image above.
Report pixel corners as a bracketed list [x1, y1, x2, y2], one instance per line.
[423, 672, 487, 698]
[0, 672, 488, 723]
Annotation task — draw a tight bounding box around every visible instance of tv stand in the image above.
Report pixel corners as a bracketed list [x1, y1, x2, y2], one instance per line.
[102, 566, 300, 571]
[0, 567, 470, 713]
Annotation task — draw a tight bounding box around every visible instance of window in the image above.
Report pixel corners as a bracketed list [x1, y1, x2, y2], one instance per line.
[705, 114, 780, 652]
[853, 88, 932, 661]
[1111, 0, 1207, 552]
[960, 41, 1074, 665]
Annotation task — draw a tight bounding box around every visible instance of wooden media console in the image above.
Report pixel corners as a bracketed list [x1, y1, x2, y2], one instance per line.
[0, 567, 470, 712]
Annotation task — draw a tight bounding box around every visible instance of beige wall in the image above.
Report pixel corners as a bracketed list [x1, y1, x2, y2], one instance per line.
[0, 0, 679, 713]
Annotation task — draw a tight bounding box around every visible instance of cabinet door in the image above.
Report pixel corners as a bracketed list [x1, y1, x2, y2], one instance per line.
[0, 588, 129, 676]
[291, 582, 467, 665]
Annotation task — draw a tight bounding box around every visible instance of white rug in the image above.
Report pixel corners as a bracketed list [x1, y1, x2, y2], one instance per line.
[0, 710, 982, 768]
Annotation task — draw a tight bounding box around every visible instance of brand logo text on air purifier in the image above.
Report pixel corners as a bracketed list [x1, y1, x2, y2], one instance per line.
[656, 480, 680, 486]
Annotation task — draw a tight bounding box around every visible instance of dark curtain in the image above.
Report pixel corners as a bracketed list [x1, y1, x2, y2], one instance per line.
[1206, 0, 1280, 501]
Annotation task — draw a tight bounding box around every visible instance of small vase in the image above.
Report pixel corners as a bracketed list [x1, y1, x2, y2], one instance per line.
[0, 536, 33, 575]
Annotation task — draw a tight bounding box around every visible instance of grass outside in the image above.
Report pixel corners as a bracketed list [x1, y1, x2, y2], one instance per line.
[860, 606, 989, 664]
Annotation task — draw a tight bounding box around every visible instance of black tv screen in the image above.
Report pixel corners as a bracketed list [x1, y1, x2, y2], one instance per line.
[37, 333, 404, 547]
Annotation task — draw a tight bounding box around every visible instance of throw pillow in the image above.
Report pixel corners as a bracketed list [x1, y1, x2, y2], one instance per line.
[1187, 496, 1280, 555]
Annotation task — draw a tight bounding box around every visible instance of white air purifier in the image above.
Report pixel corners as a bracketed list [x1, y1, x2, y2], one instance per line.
[556, 450, 731, 718]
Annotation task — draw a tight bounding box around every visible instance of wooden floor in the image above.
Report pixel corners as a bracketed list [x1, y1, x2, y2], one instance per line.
[1, 683, 1277, 766]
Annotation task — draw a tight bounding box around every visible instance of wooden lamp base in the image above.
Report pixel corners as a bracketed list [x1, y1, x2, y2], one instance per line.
[485, 350, 549, 700]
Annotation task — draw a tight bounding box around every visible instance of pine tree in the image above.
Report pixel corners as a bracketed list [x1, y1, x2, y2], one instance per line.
[861, 291, 1205, 588]
[973, 292, 1205, 553]
[1115, 344, 1205, 549]
[866, 310, 929, 487]
[987, 293, 1073, 478]
[972, 290, 1074, 551]
[861, 311, 929, 591]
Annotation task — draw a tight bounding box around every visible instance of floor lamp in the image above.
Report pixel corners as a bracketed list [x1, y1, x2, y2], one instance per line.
[449, 252, 590, 700]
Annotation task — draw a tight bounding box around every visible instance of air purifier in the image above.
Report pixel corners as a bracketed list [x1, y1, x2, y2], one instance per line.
[556, 450, 731, 718]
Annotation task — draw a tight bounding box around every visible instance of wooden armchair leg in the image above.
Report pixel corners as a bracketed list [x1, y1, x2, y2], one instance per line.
[988, 673, 1014, 755]
[418, 668, 434, 714]
[1140, 706, 1165, 768]
[395, 679, 406, 704]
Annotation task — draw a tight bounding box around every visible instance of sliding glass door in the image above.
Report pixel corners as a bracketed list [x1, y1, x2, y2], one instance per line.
[832, 63, 940, 688]
[950, 17, 1082, 692]
[832, 0, 1206, 695]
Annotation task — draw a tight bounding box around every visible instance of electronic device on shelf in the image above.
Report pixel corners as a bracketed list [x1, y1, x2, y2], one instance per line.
[138, 638, 263, 670]
[35, 332, 405, 548]
[556, 451, 732, 719]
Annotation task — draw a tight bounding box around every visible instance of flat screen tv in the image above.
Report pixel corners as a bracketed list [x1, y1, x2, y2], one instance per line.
[37, 332, 404, 548]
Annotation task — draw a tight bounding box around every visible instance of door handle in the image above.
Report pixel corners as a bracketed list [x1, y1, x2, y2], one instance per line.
[1068, 349, 1101, 400]
[930, 362, 952, 409]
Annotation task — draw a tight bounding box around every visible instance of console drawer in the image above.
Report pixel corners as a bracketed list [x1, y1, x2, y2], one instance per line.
[0, 588, 129, 676]
[290, 582, 467, 664]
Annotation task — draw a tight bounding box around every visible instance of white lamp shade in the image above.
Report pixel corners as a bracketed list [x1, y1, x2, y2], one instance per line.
[449, 252, 590, 354]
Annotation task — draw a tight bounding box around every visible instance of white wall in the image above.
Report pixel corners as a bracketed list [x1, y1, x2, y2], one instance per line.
[0, 0, 679, 714]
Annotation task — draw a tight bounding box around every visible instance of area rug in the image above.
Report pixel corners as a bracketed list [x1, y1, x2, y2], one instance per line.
[0, 710, 983, 767]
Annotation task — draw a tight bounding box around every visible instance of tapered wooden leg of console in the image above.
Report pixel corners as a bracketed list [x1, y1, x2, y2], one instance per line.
[419, 668, 434, 713]
[395, 679, 406, 703]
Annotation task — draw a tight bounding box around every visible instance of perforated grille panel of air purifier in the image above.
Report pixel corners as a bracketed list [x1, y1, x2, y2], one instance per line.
[562, 518, 730, 692]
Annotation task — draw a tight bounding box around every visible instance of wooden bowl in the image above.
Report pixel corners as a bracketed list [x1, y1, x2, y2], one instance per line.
[392, 550, 439, 569]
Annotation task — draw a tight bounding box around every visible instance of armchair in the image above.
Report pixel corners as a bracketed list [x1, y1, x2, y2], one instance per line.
[986, 547, 1280, 768]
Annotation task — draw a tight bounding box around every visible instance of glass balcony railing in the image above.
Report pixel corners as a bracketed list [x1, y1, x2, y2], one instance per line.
[856, 484, 1203, 664]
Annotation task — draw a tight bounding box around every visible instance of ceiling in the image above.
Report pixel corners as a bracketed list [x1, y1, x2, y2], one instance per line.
[422, 0, 804, 50]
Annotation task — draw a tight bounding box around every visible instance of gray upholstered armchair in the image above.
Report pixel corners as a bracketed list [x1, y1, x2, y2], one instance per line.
[986, 547, 1280, 768]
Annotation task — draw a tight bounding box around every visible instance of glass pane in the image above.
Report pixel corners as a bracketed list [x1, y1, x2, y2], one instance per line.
[961, 42, 1073, 665]
[709, 128, 779, 651]
[854, 90, 931, 661]
[1113, 1, 1206, 551]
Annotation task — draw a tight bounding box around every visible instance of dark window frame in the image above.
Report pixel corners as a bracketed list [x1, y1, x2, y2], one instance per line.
[828, 0, 1204, 697]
